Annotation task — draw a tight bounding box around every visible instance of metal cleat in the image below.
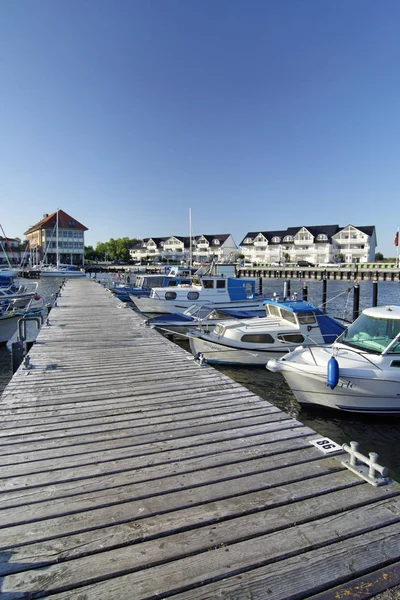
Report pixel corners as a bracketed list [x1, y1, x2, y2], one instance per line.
[341, 441, 391, 486]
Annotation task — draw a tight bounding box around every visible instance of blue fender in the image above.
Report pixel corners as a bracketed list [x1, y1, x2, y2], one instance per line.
[327, 356, 339, 389]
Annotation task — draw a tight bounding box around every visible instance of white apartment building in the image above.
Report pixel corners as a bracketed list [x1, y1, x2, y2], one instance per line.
[239, 225, 377, 265]
[130, 234, 238, 264]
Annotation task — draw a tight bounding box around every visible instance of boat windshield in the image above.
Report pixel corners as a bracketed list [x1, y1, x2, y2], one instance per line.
[337, 313, 400, 354]
[184, 304, 214, 319]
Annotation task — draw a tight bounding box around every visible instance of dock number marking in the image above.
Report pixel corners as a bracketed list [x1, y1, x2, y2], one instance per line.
[310, 437, 342, 455]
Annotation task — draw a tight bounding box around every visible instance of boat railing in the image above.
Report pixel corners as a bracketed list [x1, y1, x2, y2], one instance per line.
[301, 344, 385, 371]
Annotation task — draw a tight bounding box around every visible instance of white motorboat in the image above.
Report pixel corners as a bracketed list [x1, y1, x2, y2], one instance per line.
[187, 298, 346, 366]
[145, 303, 265, 338]
[130, 274, 268, 315]
[0, 267, 20, 278]
[40, 265, 86, 278]
[111, 267, 196, 302]
[267, 305, 400, 414]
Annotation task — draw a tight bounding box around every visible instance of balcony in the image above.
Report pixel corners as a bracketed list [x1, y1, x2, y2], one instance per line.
[294, 239, 313, 246]
[335, 237, 366, 246]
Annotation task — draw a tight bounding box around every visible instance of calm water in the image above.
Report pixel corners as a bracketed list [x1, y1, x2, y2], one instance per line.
[1, 275, 400, 481]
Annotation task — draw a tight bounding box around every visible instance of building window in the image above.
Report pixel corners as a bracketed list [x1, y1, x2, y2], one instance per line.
[272, 237, 281, 243]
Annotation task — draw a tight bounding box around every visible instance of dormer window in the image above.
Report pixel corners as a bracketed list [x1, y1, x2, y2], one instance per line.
[272, 236, 281, 243]
[244, 237, 253, 244]
[283, 235, 293, 242]
[317, 234, 328, 241]
[212, 239, 220, 245]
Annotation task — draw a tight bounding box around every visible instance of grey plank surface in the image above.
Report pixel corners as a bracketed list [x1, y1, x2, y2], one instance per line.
[1, 278, 399, 599]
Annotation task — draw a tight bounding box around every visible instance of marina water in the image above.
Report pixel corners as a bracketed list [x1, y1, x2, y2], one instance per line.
[1, 274, 399, 482]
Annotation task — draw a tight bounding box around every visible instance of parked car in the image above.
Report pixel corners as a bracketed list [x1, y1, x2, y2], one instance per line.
[296, 260, 314, 267]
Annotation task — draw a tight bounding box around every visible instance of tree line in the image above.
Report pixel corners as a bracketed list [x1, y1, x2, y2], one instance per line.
[84, 238, 137, 262]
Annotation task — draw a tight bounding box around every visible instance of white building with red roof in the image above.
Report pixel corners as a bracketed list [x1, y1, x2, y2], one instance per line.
[24, 210, 88, 266]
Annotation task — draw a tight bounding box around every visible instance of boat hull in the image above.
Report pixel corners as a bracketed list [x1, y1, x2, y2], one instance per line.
[41, 271, 86, 278]
[189, 335, 288, 365]
[267, 355, 400, 414]
[132, 296, 267, 315]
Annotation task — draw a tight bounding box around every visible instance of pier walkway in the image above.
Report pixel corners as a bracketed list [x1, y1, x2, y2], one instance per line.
[1, 278, 400, 599]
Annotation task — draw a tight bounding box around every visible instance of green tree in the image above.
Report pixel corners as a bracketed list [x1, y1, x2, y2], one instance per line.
[84, 245, 96, 261]
[375, 252, 384, 261]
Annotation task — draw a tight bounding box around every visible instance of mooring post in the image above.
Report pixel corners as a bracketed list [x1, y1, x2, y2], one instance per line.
[322, 275, 327, 313]
[283, 280, 290, 299]
[353, 282, 360, 322]
[302, 283, 308, 302]
[258, 277, 263, 295]
[372, 279, 378, 307]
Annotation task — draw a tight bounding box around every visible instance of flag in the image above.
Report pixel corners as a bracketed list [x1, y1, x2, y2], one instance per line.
[394, 231, 399, 247]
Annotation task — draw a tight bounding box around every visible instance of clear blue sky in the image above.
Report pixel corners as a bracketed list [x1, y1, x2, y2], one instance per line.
[1, 0, 399, 256]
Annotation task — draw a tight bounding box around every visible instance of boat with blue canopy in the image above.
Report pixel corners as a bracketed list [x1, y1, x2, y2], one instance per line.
[187, 297, 346, 366]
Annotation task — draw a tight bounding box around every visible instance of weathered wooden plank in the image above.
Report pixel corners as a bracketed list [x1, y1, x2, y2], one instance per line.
[0, 392, 259, 424]
[0, 427, 315, 507]
[0, 455, 349, 548]
[0, 377, 243, 406]
[0, 438, 324, 499]
[0, 416, 306, 475]
[0, 440, 324, 519]
[0, 410, 291, 452]
[0, 420, 309, 480]
[5, 501, 400, 599]
[0, 404, 278, 439]
[0, 471, 367, 579]
[0, 421, 302, 468]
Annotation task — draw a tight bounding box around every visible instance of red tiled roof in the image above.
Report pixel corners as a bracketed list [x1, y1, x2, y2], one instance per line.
[24, 210, 88, 234]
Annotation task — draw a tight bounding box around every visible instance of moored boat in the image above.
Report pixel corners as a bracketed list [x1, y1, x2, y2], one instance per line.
[266, 304, 400, 414]
[40, 264, 86, 278]
[130, 274, 268, 315]
[145, 303, 265, 338]
[187, 298, 346, 366]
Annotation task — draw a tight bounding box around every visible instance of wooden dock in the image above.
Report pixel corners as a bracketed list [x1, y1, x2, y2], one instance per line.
[1, 278, 400, 599]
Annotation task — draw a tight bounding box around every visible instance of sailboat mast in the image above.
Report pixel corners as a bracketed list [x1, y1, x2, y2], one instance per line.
[189, 208, 192, 268]
[56, 209, 59, 267]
